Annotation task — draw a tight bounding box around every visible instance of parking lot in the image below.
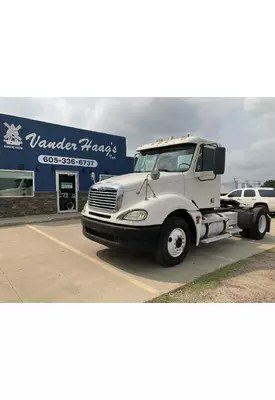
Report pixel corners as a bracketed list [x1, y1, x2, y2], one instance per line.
[1, 219, 275, 303]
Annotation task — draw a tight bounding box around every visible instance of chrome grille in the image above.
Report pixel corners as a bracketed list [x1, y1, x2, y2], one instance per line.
[88, 187, 118, 211]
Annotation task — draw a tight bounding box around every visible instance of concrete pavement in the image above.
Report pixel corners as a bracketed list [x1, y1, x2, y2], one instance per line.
[0, 219, 275, 302]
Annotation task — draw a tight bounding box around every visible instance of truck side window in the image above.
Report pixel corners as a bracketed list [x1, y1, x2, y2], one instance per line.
[228, 190, 242, 198]
[196, 145, 215, 172]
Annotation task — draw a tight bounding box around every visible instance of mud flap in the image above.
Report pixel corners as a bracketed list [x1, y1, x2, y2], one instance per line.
[237, 209, 254, 229]
[266, 215, 271, 233]
[237, 208, 271, 233]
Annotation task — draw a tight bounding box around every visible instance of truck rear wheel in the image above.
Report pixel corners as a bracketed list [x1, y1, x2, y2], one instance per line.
[254, 204, 269, 214]
[154, 217, 191, 267]
[241, 208, 268, 240]
[249, 208, 268, 240]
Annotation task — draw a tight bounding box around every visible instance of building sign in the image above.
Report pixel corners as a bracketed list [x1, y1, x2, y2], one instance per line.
[3, 122, 23, 150]
[38, 155, 98, 168]
[60, 182, 73, 190]
[2, 122, 118, 159]
[26, 133, 117, 159]
[0, 113, 132, 195]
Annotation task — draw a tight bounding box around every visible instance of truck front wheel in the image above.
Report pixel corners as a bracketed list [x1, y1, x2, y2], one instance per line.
[154, 217, 191, 267]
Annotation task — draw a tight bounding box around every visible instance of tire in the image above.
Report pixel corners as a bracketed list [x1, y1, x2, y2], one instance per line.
[154, 217, 191, 267]
[254, 204, 269, 214]
[248, 208, 268, 240]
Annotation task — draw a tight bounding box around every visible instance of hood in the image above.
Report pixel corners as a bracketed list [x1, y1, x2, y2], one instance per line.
[95, 172, 184, 193]
[96, 173, 148, 191]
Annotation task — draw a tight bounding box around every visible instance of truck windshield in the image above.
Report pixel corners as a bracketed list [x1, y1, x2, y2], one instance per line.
[134, 144, 196, 173]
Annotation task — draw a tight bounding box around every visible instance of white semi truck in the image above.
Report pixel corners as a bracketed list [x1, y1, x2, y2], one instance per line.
[81, 135, 271, 267]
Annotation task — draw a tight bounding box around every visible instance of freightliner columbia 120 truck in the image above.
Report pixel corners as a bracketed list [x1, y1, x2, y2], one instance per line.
[81, 135, 271, 267]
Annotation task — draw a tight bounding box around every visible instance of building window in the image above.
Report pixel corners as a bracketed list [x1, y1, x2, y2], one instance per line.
[0, 170, 34, 197]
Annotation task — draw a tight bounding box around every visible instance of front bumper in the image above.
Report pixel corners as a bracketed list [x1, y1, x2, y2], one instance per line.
[81, 215, 160, 253]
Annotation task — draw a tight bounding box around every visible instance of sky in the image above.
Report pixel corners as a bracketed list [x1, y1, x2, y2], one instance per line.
[0, 97, 274, 184]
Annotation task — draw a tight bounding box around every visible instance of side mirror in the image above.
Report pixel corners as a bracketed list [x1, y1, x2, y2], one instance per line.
[151, 167, 160, 181]
[213, 147, 226, 175]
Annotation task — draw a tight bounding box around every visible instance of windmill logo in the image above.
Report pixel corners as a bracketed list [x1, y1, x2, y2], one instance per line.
[3, 122, 23, 149]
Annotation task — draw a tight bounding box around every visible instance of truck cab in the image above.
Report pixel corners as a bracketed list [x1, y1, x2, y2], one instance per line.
[81, 135, 270, 267]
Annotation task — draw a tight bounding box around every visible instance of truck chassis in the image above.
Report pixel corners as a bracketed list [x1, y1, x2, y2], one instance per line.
[82, 200, 270, 267]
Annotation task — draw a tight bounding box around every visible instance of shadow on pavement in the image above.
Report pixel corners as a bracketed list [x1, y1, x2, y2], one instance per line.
[95, 234, 275, 285]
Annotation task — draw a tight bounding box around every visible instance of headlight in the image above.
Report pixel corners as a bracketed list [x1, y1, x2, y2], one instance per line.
[116, 194, 124, 211]
[122, 210, 148, 221]
[82, 202, 87, 213]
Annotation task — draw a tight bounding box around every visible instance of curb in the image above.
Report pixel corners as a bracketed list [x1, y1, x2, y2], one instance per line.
[0, 214, 81, 228]
[145, 284, 185, 303]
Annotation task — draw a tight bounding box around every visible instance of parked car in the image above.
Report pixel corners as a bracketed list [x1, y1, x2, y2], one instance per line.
[221, 187, 275, 216]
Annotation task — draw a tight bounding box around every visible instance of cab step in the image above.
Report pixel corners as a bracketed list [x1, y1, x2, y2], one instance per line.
[201, 227, 242, 244]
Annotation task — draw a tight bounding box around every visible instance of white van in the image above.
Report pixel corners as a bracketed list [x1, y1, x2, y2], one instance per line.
[221, 187, 275, 215]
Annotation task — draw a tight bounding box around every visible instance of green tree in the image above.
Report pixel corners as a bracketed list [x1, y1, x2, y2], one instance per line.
[261, 180, 275, 188]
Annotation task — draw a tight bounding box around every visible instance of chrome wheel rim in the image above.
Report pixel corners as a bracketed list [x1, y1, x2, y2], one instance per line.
[258, 214, 267, 233]
[167, 228, 186, 258]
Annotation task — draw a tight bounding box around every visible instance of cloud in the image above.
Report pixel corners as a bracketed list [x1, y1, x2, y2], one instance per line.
[227, 136, 275, 182]
[0, 97, 275, 183]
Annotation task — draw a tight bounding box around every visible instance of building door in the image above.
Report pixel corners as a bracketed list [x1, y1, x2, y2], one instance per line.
[56, 171, 78, 213]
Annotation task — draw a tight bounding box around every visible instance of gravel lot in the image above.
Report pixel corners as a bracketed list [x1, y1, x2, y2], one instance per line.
[152, 248, 275, 303]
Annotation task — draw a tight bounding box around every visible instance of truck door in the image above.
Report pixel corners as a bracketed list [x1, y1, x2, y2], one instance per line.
[185, 144, 221, 209]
